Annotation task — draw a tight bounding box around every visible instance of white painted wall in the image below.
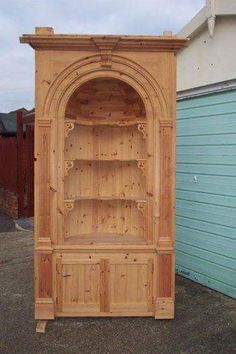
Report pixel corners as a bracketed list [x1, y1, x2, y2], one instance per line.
[177, 16, 236, 92]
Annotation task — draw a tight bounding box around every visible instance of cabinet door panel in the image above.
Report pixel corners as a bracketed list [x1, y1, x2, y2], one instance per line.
[109, 259, 153, 313]
[56, 259, 100, 313]
[56, 255, 154, 316]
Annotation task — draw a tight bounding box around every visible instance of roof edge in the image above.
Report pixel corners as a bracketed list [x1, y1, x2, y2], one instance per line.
[177, 7, 207, 39]
[177, 0, 236, 40]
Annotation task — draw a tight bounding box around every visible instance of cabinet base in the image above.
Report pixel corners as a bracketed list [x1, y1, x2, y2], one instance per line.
[35, 299, 54, 320]
[155, 298, 174, 319]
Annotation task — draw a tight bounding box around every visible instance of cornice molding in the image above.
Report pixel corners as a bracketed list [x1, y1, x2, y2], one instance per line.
[20, 34, 188, 52]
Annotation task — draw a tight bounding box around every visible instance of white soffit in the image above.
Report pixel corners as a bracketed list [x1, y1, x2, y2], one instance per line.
[178, 0, 236, 39]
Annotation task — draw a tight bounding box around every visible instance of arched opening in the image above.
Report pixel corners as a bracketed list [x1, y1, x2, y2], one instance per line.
[64, 78, 148, 244]
[65, 77, 146, 123]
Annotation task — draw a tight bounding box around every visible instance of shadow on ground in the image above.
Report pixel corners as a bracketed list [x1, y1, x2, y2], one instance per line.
[0, 211, 33, 233]
[0, 211, 16, 232]
[0, 231, 235, 354]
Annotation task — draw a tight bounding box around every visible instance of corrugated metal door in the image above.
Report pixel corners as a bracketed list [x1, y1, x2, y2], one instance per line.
[176, 90, 236, 298]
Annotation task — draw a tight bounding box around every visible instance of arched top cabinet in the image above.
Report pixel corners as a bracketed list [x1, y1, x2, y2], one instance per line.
[20, 28, 187, 326]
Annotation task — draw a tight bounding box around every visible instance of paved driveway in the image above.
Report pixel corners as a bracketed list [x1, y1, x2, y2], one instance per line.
[0, 211, 15, 232]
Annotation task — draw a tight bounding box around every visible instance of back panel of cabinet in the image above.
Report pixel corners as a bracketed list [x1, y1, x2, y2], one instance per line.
[63, 78, 153, 245]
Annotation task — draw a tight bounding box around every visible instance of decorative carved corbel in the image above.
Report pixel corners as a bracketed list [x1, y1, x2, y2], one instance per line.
[100, 50, 112, 68]
[65, 160, 74, 176]
[206, 0, 216, 38]
[137, 123, 147, 138]
[137, 160, 146, 176]
[208, 16, 216, 38]
[64, 200, 74, 214]
[64, 121, 75, 138]
[91, 37, 119, 68]
[136, 201, 146, 214]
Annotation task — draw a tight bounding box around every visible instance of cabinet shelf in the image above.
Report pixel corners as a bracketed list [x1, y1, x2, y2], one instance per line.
[65, 117, 146, 127]
[64, 158, 147, 176]
[65, 234, 147, 245]
[65, 196, 147, 202]
[64, 119, 147, 138]
[67, 158, 146, 161]
[64, 197, 147, 214]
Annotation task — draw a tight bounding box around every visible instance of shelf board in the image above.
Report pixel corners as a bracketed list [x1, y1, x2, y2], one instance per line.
[65, 196, 147, 202]
[65, 118, 146, 127]
[65, 233, 146, 245]
[64, 158, 147, 177]
[65, 158, 147, 162]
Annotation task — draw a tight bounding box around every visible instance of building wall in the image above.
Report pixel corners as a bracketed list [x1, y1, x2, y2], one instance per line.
[177, 16, 236, 92]
[176, 89, 236, 298]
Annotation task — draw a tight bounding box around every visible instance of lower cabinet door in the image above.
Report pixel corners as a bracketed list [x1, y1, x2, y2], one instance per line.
[56, 257, 101, 314]
[109, 259, 154, 314]
[55, 254, 154, 316]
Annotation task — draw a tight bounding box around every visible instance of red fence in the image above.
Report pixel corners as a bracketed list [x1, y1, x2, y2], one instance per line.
[0, 136, 18, 192]
[0, 111, 34, 218]
[24, 125, 34, 217]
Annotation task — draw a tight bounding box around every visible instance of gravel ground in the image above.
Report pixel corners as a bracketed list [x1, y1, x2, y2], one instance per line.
[0, 211, 16, 232]
[0, 231, 235, 354]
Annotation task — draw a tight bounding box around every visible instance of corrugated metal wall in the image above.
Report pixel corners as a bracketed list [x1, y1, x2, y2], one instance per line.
[176, 90, 236, 299]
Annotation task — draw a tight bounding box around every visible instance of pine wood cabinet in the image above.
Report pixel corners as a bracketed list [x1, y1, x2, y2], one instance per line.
[20, 28, 187, 323]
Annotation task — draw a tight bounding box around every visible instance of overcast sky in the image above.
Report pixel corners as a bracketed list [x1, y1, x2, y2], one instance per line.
[0, 0, 205, 112]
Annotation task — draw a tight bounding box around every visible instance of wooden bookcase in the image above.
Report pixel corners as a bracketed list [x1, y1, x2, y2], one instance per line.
[20, 28, 187, 328]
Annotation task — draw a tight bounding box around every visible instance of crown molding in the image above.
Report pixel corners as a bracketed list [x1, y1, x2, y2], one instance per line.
[20, 33, 188, 52]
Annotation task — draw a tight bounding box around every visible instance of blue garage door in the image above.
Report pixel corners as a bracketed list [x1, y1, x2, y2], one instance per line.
[176, 90, 236, 298]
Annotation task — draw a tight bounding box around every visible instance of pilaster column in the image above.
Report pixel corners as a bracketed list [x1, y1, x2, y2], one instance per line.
[155, 120, 175, 319]
[35, 118, 54, 319]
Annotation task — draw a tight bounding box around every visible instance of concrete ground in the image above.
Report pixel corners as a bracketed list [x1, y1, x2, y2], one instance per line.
[0, 211, 15, 232]
[0, 210, 34, 233]
[0, 231, 235, 354]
